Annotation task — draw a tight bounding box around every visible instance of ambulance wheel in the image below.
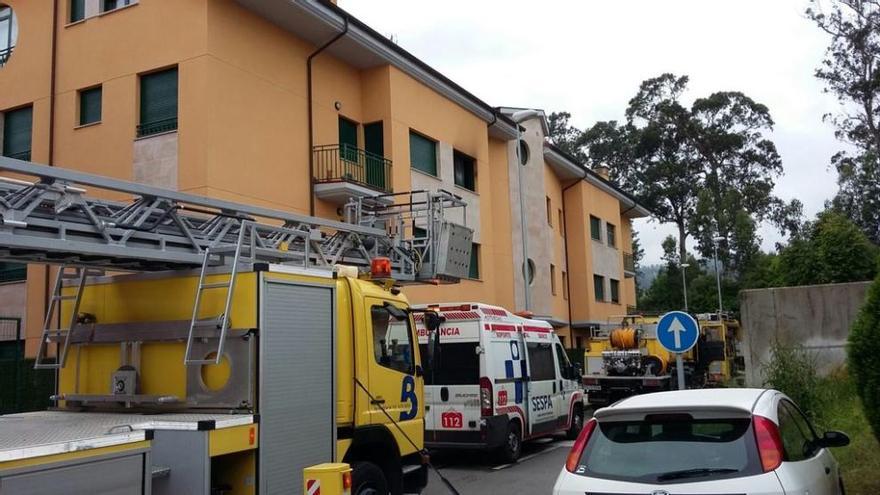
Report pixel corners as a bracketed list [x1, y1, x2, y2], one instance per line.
[566, 406, 584, 440]
[351, 461, 388, 495]
[498, 421, 522, 463]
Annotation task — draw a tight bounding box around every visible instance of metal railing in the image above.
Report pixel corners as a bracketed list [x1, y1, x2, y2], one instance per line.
[313, 144, 392, 193]
[623, 251, 636, 274]
[137, 117, 178, 138]
[0, 46, 12, 67]
[4, 150, 30, 161]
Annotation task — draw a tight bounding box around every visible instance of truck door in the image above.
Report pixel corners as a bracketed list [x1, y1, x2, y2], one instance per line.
[523, 331, 558, 436]
[365, 299, 423, 443]
[552, 342, 569, 429]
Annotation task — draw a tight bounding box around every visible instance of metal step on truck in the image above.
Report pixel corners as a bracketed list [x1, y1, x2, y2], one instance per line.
[0, 157, 473, 495]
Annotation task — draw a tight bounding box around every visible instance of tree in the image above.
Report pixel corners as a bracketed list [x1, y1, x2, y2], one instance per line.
[777, 210, 878, 285]
[848, 271, 880, 442]
[808, 0, 880, 243]
[589, 74, 792, 273]
[547, 111, 587, 163]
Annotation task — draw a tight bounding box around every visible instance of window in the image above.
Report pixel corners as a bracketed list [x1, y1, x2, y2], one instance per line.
[138, 67, 178, 137]
[453, 150, 476, 191]
[469, 243, 480, 279]
[0, 261, 25, 282]
[558, 209, 565, 236]
[546, 197, 553, 226]
[0, 5, 17, 67]
[550, 264, 557, 295]
[3, 105, 32, 160]
[590, 215, 602, 241]
[571, 417, 758, 483]
[371, 304, 414, 375]
[607, 222, 617, 248]
[102, 0, 133, 13]
[525, 258, 536, 286]
[778, 400, 819, 462]
[418, 342, 480, 385]
[610, 279, 620, 304]
[70, 0, 85, 23]
[562, 271, 569, 300]
[79, 86, 102, 126]
[526, 342, 556, 381]
[593, 274, 605, 302]
[409, 131, 437, 176]
[555, 343, 572, 378]
[518, 140, 529, 165]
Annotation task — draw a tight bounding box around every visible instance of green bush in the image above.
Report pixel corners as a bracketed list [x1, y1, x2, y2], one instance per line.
[849, 272, 880, 442]
[762, 341, 823, 420]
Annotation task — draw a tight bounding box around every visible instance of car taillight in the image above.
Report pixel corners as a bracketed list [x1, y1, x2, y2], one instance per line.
[479, 377, 492, 416]
[753, 415, 784, 472]
[566, 418, 597, 473]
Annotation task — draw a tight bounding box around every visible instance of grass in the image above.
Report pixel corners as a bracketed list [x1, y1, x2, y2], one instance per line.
[813, 371, 880, 495]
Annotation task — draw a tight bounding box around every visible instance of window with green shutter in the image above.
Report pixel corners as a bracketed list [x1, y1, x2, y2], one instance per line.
[338, 117, 358, 163]
[138, 67, 178, 137]
[453, 150, 476, 191]
[610, 279, 620, 303]
[0, 262, 25, 283]
[70, 0, 85, 22]
[3, 106, 32, 161]
[102, 0, 133, 13]
[469, 243, 480, 279]
[593, 274, 605, 302]
[590, 215, 602, 241]
[79, 86, 102, 126]
[409, 131, 437, 176]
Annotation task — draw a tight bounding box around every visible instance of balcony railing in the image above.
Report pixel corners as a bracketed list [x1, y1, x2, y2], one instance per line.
[313, 144, 392, 193]
[623, 251, 636, 276]
[0, 46, 13, 67]
[137, 117, 178, 138]
[3, 150, 30, 161]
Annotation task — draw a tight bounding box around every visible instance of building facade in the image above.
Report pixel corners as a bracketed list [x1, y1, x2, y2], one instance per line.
[0, 0, 647, 355]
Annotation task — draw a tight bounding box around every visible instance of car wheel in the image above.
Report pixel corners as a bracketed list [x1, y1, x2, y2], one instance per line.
[351, 461, 388, 495]
[566, 407, 584, 440]
[497, 421, 522, 463]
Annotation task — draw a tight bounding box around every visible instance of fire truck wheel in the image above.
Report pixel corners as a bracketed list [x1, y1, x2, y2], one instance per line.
[497, 421, 522, 463]
[566, 406, 584, 440]
[351, 461, 388, 495]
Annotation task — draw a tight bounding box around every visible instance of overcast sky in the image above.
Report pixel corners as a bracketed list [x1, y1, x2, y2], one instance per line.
[341, 0, 844, 265]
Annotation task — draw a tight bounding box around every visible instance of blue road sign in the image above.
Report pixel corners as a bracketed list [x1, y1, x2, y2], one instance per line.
[657, 311, 699, 353]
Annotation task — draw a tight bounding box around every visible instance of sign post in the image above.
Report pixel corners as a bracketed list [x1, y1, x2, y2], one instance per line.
[656, 311, 699, 390]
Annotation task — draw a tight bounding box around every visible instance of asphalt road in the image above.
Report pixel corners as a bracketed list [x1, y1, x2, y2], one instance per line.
[423, 437, 573, 495]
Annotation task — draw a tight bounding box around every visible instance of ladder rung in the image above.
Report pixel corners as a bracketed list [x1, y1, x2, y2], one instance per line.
[201, 283, 230, 290]
[52, 295, 78, 301]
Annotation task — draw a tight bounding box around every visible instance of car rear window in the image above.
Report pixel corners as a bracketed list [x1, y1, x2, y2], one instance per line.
[419, 342, 479, 385]
[575, 415, 761, 484]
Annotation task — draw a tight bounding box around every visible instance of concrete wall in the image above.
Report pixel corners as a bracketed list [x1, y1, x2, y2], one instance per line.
[740, 281, 871, 386]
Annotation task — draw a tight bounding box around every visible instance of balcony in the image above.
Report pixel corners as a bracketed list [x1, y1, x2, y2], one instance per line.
[623, 251, 636, 277]
[313, 144, 392, 203]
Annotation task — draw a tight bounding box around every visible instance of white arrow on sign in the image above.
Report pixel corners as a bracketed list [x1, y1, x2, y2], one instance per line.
[668, 316, 686, 349]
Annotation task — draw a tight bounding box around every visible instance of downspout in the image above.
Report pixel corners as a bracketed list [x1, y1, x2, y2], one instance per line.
[307, 18, 349, 216]
[48, 0, 59, 398]
[561, 170, 586, 348]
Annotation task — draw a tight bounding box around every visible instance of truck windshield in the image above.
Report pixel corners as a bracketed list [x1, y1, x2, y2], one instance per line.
[574, 416, 761, 483]
[418, 342, 479, 385]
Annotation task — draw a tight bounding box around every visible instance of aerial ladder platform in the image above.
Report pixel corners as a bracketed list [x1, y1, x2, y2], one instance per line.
[0, 156, 473, 369]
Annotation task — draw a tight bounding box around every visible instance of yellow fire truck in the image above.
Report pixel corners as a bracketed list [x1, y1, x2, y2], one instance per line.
[0, 158, 472, 495]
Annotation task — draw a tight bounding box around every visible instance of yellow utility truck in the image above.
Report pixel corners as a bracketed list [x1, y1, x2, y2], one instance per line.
[581, 313, 742, 406]
[0, 158, 473, 495]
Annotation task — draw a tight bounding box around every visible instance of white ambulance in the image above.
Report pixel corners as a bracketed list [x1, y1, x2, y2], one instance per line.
[414, 303, 584, 462]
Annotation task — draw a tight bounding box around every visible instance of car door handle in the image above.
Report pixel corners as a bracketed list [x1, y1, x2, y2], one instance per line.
[825, 466, 831, 475]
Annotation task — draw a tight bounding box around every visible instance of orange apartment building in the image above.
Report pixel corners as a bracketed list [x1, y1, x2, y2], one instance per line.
[0, 0, 649, 356]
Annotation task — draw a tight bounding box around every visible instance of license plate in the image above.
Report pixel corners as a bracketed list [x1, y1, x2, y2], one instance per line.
[584, 385, 602, 391]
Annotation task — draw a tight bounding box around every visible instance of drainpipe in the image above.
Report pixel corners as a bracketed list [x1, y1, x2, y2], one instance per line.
[510, 110, 541, 312]
[48, 0, 59, 397]
[562, 169, 587, 348]
[307, 18, 349, 216]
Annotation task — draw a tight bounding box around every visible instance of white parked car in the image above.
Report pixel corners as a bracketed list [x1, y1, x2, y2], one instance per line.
[553, 388, 850, 495]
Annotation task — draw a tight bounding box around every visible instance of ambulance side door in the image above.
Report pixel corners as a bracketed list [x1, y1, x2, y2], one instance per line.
[523, 333, 558, 436]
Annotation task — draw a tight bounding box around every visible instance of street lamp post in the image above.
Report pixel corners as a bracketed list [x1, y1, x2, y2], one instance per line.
[712, 236, 724, 314]
[510, 110, 541, 312]
[680, 262, 690, 312]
